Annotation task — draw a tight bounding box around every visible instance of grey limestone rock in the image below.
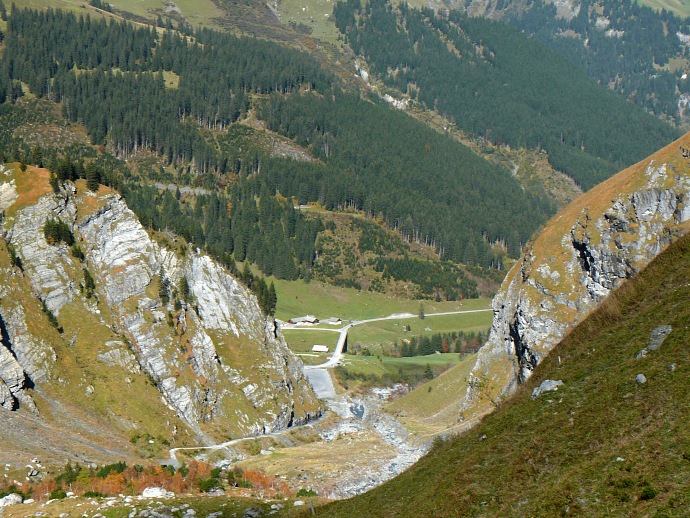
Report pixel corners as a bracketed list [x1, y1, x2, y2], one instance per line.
[6, 194, 77, 316]
[531, 379, 564, 399]
[0, 185, 318, 433]
[464, 159, 690, 415]
[636, 373, 647, 384]
[636, 325, 672, 359]
[0, 378, 15, 410]
[1, 303, 54, 384]
[79, 197, 166, 306]
[97, 348, 140, 373]
[647, 325, 672, 351]
[243, 506, 264, 518]
[0, 339, 27, 410]
[0, 493, 22, 507]
[0, 177, 17, 212]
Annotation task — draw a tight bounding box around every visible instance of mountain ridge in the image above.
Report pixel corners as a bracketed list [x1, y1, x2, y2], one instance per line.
[0, 164, 320, 464]
[461, 130, 690, 420]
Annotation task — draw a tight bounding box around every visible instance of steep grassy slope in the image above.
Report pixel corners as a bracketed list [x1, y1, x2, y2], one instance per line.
[315, 230, 690, 516]
[385, 353, 478, 440]
[459, 131, 690, 426]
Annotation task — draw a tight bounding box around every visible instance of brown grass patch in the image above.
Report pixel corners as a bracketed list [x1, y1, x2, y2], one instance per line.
[74, 179, 114, 217]
[6, 164, 52, 217]
[526, 131, 690, 271]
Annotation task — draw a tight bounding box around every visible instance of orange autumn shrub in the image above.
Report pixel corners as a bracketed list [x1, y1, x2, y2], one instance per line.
[169, 472, 187, 494]
[31, 478, 58, 500]
[89, 472, 127, 496]
[243, 470, 275, 490]
[184, 460, 211, 488]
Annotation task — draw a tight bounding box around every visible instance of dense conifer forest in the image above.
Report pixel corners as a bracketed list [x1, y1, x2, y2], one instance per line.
[1, 3, 681, 305]
[502, 0, 690, 122]
[0, 7, 555, 278]
[333, 0, 680, 189]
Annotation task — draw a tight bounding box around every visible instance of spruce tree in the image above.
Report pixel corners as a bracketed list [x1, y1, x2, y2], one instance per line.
[86, 162, 100, 191]
[267, 282, 277, 315]
[159, 268, 170, 306]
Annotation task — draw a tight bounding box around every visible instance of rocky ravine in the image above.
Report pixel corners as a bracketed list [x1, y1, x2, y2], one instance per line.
[462, 134, 690, 418]
[0, 167, 320, 453]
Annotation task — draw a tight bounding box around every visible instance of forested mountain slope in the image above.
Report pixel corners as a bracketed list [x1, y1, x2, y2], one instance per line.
[455, 0, 690, 126]
[316, 173, 690, 518]
[2, 0, 683, 290]
[334, 0, 680, 189]
[0, 6, 553, 272]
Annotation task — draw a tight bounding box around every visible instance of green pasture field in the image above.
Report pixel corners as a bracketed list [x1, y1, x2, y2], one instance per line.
[338, 352, 464, 378]
[273, 278, 491, 322]
[346, 311, 491, 355]
[281, 328, 340, 352]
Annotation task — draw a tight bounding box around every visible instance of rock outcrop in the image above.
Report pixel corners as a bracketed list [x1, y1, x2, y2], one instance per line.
[463, 135, 690, 417]
[0, 168, 320, 446]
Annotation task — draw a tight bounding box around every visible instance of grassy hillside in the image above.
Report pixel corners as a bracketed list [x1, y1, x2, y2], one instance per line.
[314, 231, 690, 516]
[639, 0, 690, 17]
[274, 280, 491, 322]
[385, 354, 479, 440]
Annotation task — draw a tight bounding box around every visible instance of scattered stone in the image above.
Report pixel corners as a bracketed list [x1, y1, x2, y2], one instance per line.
[0, 493, 22, 506]
[668, 363, 677, 372]
[637, 325, 672, 359]
[141, 487, 174, 499]
[532, 379, 564, 399]
[207, 512, 223, 518]
[243, 506, 264, 517]
[636, 374, 647, 384]
[647, 325, 672, 351]
[616, 457, 625, 462]
[293, 500, 305, 506]
[270, 504, 284, 510]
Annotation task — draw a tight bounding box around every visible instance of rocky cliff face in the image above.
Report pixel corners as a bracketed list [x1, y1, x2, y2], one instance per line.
[462, 136, 690, 417]
[0, 166, 320, 449]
